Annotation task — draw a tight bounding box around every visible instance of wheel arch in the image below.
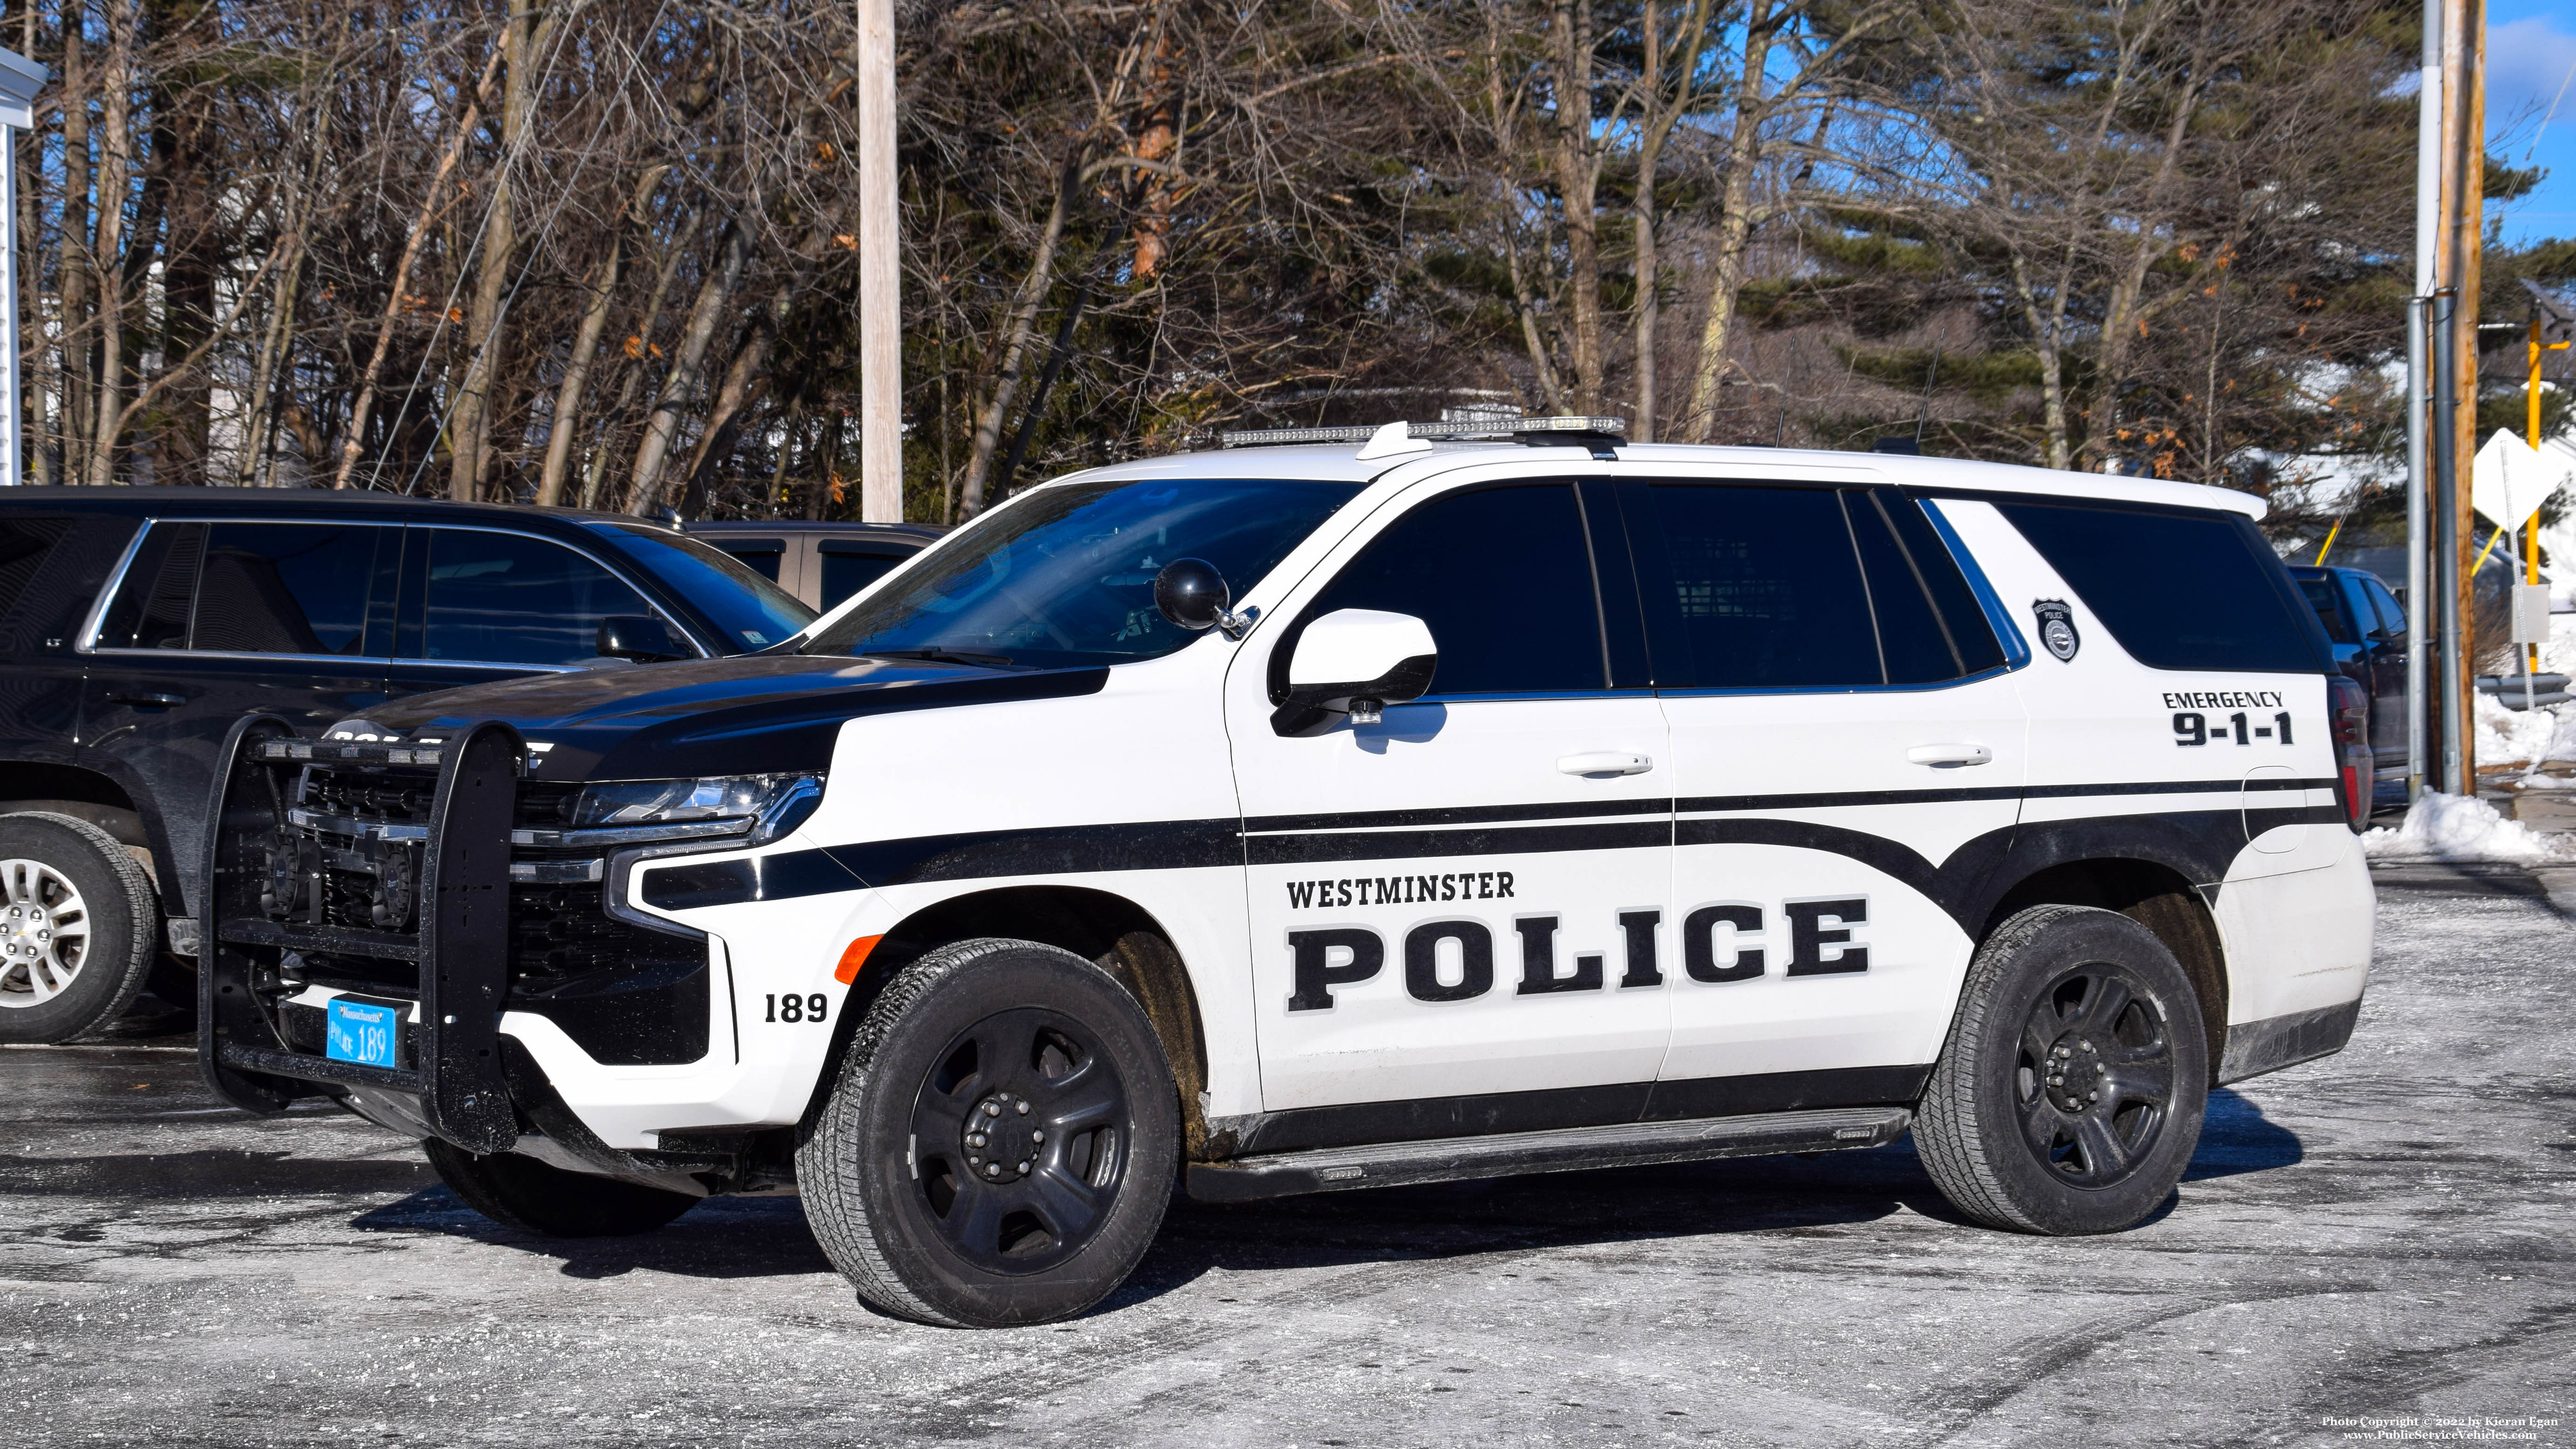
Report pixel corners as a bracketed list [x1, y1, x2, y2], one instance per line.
[1979, 856, 2228, 1085]
[815, 884, 1215, 1155]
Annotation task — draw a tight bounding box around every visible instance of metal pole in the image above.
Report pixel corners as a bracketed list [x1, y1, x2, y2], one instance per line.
[2433, 289, 2465, 796]
[2406, 295, 2430, 801]
[2405, 0, 2441, 803]
[0, 121, 17, 488]
[855, 0, 901, 523]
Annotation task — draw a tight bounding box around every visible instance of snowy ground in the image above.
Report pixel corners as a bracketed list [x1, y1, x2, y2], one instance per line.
[3, 871, 2572, 1449]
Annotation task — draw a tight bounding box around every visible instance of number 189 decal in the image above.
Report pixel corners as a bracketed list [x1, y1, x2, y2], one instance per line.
[765, 993, 829, 1024]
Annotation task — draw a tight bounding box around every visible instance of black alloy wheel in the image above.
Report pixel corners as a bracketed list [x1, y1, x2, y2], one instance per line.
[907, 1006, 1134, 1274]
[800, 936, 1179, 1328]
[2010, 964, 2176, 1189]
[1915, 903, 2209, 1235]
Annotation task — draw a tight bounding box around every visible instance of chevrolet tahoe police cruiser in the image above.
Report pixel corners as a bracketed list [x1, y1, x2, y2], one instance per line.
[197, 417, 2372, 1328]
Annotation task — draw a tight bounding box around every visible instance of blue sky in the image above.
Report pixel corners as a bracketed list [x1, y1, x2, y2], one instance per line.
[2490, 0, 2576, 247]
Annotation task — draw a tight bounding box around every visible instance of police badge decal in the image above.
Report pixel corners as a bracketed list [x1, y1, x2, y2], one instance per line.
[2032, 600, 2081, 662]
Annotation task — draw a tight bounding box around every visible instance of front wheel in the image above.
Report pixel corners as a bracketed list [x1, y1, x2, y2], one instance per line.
[798, 936, 1180, 1328]
[1915, 904, 2209, 1235]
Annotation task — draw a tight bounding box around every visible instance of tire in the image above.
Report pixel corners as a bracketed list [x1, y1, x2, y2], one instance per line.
[0, 812, 160, 1046]
[798, 936, 1180, 1328]
[421, 1138, 699, 1237]
[1915, 904, 2209, 1235]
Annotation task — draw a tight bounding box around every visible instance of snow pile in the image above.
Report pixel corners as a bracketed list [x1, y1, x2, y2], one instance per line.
[2362, 791, 2563, 862]
[2474, 686, 2571, 772]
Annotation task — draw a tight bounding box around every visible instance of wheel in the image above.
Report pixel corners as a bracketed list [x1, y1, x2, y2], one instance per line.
[0, 812, 160, 1046]
[421, 1139, 699, 1237]
[1915, 904, 2209, 1235]
[798, 936, 1180, 1328]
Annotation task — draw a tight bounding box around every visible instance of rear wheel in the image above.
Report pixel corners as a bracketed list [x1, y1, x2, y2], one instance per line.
[422, 1139, 699, 1237]
[0, 812, 159, 1045]
[1915, 904, 2208, 1234]
[799, 936, 1180, 1328]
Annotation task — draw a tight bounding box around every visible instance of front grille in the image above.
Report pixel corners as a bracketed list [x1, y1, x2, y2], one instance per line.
[221, 741, 711, 1079]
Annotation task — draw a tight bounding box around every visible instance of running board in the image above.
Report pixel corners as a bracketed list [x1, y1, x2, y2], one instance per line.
[1185, 1105, 1913, 1203]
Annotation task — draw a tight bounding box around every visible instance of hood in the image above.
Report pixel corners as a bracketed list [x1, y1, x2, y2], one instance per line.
[338, 652, 1108, 782]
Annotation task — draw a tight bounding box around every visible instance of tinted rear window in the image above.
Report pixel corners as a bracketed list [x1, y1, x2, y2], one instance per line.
[1998, 502, 2329, 673]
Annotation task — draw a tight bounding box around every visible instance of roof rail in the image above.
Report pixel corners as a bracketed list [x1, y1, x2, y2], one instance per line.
[1215, 415, 1628, 448]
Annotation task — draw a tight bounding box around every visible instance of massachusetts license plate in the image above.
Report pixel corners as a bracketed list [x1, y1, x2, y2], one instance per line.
[325, 998, 401, 1069]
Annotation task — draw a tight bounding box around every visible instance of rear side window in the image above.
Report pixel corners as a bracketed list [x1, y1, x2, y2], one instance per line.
[1998, 502, 2330, 673]
[1626, 484, 1877, 689]
[0, 515, 72, 624]
[192, 523, 390, 656]
[1619, 484, 2005, 690]
[1304, 484, 1606, 695]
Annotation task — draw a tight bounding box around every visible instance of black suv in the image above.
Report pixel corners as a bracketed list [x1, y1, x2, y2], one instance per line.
[0, 489, 815, 1044]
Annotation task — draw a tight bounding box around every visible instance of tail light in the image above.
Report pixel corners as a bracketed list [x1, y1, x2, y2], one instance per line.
[2328, 674, 2370, 833]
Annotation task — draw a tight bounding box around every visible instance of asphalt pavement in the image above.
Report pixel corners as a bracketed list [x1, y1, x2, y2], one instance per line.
[3, 871, 2571, 1448]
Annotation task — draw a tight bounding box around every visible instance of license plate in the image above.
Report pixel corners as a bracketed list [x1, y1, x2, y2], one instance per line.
[325, 998, 401, 1069]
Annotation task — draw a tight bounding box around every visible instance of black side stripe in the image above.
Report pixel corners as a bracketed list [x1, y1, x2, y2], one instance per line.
[1678, 776, 2336, 814]
[637, 795, 2345, 911]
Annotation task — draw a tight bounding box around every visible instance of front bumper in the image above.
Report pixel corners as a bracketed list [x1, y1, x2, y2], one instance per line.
[197, 717, 737, 1170]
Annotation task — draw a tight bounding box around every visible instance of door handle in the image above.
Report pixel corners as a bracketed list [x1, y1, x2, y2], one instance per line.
[105, 691, 187, 708]
[1558, 751, 1653, 776]
[1907, 742, 1992, 767]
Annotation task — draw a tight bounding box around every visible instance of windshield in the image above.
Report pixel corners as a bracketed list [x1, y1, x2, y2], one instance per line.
[589, 523, 817, 651]
[802, 478, 1363, 669]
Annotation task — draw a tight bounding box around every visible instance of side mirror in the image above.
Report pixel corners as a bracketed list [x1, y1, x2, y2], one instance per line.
[1154, 558, 1250, 639]
[1281, 609, 1438, 727]
[596, 615, 687, 663]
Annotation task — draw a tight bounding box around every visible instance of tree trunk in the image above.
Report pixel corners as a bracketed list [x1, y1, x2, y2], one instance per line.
[449, 2, 539, 501]
[580, 209, 700, 509]
[59, 24, 88, 485]
[1682, 0, 1776, 444]
[1632, 0, 1663, 438]
[1550, 0, 1601, 413]
[624, 217, 750, 515]
[148, 0, 217, 485]
[334, 44, 502, 488]
[956, 150, 1080, 519]
[84, 9, 134, 490]
[536, 239, 619, 506]
[2009, 251, 2072, 470]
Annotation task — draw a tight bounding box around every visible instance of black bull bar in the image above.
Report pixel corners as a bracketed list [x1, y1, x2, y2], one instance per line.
[198, 714, 526, 1154]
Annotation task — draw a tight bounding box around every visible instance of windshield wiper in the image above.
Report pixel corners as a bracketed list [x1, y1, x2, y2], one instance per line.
[859, 647, 1020, 669]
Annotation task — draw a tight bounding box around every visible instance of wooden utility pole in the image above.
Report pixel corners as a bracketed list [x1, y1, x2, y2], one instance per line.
[856, 0, 902, 523]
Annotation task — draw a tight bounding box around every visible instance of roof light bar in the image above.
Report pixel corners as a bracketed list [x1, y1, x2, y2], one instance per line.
[1216, 416, 1628, 449]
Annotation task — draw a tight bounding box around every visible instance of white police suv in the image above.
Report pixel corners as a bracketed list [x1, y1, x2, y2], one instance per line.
[199, 418, 2373, 1327]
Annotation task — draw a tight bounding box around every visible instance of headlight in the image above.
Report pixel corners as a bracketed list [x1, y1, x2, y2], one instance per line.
[566, 773, 825, 838]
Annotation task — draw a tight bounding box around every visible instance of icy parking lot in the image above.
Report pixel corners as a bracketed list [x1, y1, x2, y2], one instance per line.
[4, 870, 2572, 1449]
